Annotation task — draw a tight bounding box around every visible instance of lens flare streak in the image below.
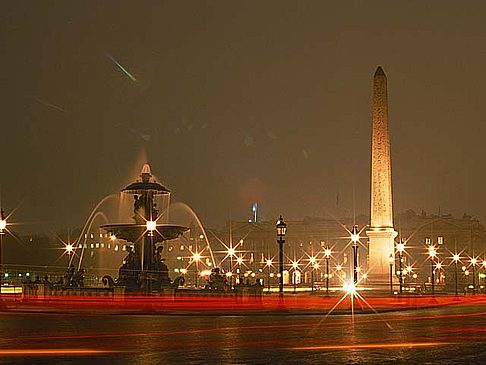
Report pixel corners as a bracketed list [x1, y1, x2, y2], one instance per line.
[106, 53, 137, 82]
[290, 342, 454, 351]
[0, 349, 119, 356]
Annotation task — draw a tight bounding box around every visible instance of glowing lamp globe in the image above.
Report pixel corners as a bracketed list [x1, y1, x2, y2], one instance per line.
[324, 248, 332, 258]
[343, 282, 356, 295]
[396, 242, 405, 253]
[351, 225, 359, 243]
[276, 215, 287, 241]
[146, 221, 157, 231]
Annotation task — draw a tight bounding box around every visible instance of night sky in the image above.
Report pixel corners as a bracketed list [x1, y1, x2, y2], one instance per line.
[1, 1, 486, 231]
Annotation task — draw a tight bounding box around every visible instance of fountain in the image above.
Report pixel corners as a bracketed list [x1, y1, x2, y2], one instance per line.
[101, 163, 188, 293]
[20, 162, 262, 303]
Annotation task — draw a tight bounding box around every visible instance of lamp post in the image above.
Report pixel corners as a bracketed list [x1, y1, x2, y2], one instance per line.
[435, 262, 443, 287]
[396, 239, 405, 294]
[227, 247, 235, 287]
[265, 259, 273, 293]
[428, 245, 437, 295]
[291, 261, 299, 293]
[324, 246, 331, 296]
[388, 254, 394, 294]
[65, 243, 74, 268]
[482, 260, 486, 290]
[236, 256, 244, 284]
[464, 269, 470, 294]
[351, 225, 359, 285]
[452, 254, 460, 296]
[470, 257, 478, 295]
[313, 263, 320, 290]
[193, 253, 201, 288]
[145, 220, 156, 293]
[276, 215, 287, 297]
[309, 256, 316, 291]
[0, 209, 6, 302]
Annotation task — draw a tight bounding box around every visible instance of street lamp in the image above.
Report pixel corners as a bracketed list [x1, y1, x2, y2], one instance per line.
[309, 256, 317, 291]
[276, 215, 287, 296]
[388, 254, 394, 294]
[291, 261, 299, 293]
[0, 209, 6, 303]
[144, 220, 157, 292]
[236, 256, 244, 280]
[428, 245, 437, 295]
[192, 252, 201, 288]
[483, 260, 486, 289]
[470, 257, 478, 295]
[65, 243, 74, 268]
[0, 214, 6, 232]
[227, 247, 236, 286]
[396, 239, 405, 294]
[313, 262, 320, 289]
[435, 261, 443, 286]
[324, 246, 331, 296]
[265, 258, 273, 293]
[351, 225, 359, 285]
[452, 254, 460, 296]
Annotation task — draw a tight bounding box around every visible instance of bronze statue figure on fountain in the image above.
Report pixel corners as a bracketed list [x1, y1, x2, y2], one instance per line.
[114, 246, 140, 290]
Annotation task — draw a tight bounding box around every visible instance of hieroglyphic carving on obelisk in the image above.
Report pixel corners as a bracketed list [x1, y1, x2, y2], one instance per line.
[367, 66, 397, 285]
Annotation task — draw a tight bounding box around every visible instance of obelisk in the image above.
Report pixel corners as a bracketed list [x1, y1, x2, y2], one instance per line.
[366, 66, 397, 287]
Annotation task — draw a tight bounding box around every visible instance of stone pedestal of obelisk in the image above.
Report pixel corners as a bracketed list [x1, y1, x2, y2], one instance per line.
[366, 66, 398, 289]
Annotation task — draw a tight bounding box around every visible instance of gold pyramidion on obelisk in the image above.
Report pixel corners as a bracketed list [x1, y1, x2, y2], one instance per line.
[366, 66, 397, 288]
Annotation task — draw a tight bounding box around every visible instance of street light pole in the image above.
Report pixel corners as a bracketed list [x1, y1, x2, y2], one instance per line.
[324, 246, 331, 296]
[276, 216, 287, 297]
[65, 243, 73, 269]
[192, 253, 201, 289]
[311, 265, 314, 292]
[431, 259, 435, 295]
[471, 258, 477, 295]
[265, 259, 272, 293]
[291, 261, 298, 294]
[428, 245, 437, 296]
[483, 260, 486, 291]
[453, 254, 460, 296]
[0, 209, 7, 303]
[145, 220, 156, 294]
[396, 239, 405, 295]
[351, 225, 359, 285]
[388, 254, 394, 294]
